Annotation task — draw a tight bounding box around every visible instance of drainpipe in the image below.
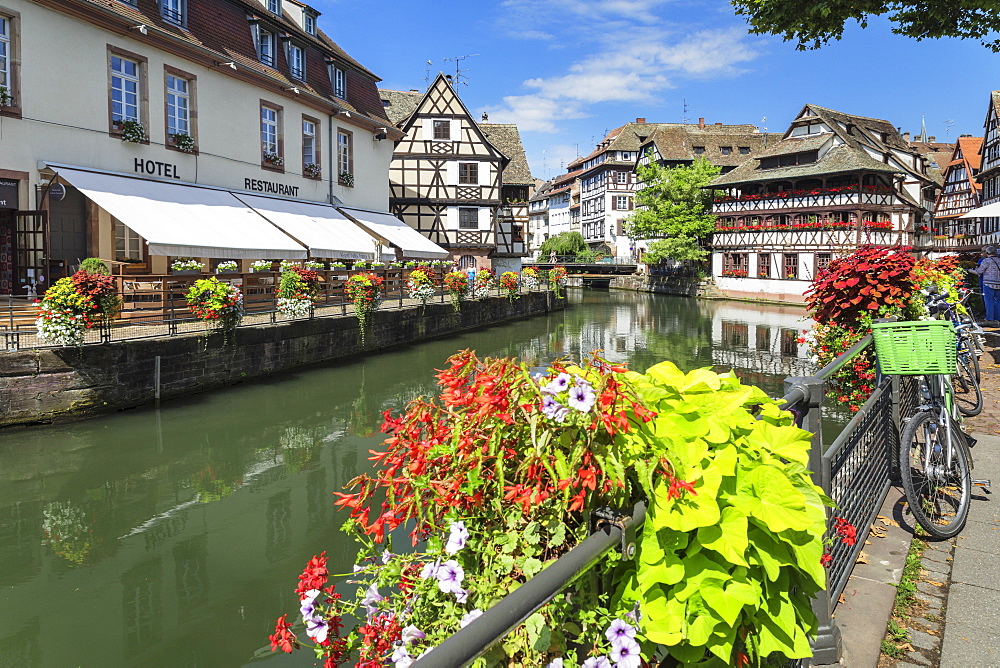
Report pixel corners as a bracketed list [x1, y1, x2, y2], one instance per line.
[328, 114, 335, 204]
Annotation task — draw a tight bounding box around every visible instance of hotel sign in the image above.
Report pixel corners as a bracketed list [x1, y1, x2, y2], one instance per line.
[0, 179, 18, 210]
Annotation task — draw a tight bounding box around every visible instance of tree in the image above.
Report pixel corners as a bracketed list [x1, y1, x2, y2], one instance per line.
[538, 231, 588, 258]
[732, 0, 1000, 51]
[624, 155, 720, 262]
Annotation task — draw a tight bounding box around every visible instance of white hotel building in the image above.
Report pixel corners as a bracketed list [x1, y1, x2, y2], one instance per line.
[0, 0, 443, 297]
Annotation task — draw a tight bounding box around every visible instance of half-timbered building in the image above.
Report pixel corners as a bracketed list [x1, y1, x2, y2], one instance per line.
[635, 119, 780, 173]
[527, 168, 578, 258]
[381, 74, 530, 270]
[0, 0, 450, 297]
[709, 104, 937, 303]
[933, 136, 983, 253]
[971, 91, 1000, 240]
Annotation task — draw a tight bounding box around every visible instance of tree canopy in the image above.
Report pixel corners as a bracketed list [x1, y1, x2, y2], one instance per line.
[624, 155, 720, 262]
[538, 231, 588, 258]
[732, 0, 1000, 51]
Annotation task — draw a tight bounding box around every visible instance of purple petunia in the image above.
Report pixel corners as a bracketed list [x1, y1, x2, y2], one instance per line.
[610, 637, 641, 668]
[454, 587, 469, 604]
[582, 657, 612, 668]
[542, 372, 572, 394]
[391, 645, 414, 668]
[435, 559, 465, 594]
[567, 380, 596, 412]
[419, 559, 440, 580]
[299, 589, 321, 619]
[305, 616, 329, 644]
[460, 609, 484, 628]
[401, 624, 425, 645]
[445, 520, 469, 554]
[362, 583, 385, 618]
[605, 619, 637, 644]
[546, 659, 564, 668]
[542, 394, 570, 423]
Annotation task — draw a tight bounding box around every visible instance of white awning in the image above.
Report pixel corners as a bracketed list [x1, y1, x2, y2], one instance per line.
[53, 167, 306, 259]
[232, 194, 380, 260]
[960, 202, 1000, 219]
[338, 207, 449, 260]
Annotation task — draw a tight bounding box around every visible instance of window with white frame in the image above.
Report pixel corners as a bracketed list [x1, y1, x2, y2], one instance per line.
[331, 66, 346, 98]
[459, 163, 478, 185]
[614, 195, 630, 210]
[459, 208, 478, 229]
[337, 129, 352, 180]
[261, 105, 280, 158]
[288, 44, 304, 80]
[256, 28, 275, 67]
[0, 15, 10, 97]
[267, 0, 280, 13]
[302, 118, 317, 170]
[161, 0, 184, 25]
[304, 13, 316, 35]
[110, 55, 141, 124]
[166, 74, 190, 138]
[615, 171, 628, 184]
[115, 219, 143, 261]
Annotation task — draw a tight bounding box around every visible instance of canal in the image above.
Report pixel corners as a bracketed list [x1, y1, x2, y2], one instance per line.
[0, 290, 822, 667]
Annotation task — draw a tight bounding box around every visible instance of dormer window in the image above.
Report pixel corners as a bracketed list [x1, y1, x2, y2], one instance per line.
[330, 66, 346, 98]
[304, 13, 316, 35]
[161, 0, 185, 25]
[288, 44, 305, 80]
[693, 146, 705, 155]
[720, 146, 732, 155]
[256, 27, 275, 67]
[267, 0, 280, 14]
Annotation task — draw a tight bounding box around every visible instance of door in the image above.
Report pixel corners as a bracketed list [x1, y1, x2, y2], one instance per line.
[14, 211, 47, 297]
[0, 210, 13, 295]
[48, 185, 87, 277]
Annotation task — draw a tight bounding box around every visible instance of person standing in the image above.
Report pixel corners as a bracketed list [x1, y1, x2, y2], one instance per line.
[971, 245, 1000, 325]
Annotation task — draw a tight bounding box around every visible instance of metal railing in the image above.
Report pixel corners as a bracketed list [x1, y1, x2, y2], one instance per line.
[415, 334, 911, 666]
[1, 268, 557, 351]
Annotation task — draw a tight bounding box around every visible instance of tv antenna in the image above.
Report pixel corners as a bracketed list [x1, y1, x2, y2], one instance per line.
[443, 54, 478, 86]
[682, 98, 690, 124]
[944, 119, 955, 139]
[423, 59, 433, 84]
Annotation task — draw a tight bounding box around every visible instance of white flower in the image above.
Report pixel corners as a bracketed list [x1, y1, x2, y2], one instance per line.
[435, 560, 465, 594]
[460, 609, 483, 628]
[401, 624, 426, 645]
[445, 520, 469, 554]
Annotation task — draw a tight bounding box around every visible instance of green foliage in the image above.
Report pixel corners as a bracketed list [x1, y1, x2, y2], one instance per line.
[615, 362, 828, 663]
[625, 155, 720, 262]
[643, 238, 709, 264]
[78, 258, 110, 275]
[731, 0, 1000, 52]
[539, 231, 588, 258]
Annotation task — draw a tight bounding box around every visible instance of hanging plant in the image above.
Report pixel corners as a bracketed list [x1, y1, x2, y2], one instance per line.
[548, 265, 568, 299]
[171, 132, 196, 153]
[522, 266, 540, 290]
[499, 271, 520, 302]
[277, 265, 321, 318]
[304, 162, 322, 179]
[407, 265, 436, 311]
[185, 277, 244, 341]
[119, 119, 147, 143]
[443, 271, 468, 312]
[35, 270, 120, 346]
[469, 268, 494, 300]
[344, 272, 383, 343]
[0, 85, 12, 106]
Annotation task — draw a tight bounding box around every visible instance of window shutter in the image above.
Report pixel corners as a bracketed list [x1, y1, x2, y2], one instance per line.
[611, 197, 617, 210]
[628, 198, 633, 210]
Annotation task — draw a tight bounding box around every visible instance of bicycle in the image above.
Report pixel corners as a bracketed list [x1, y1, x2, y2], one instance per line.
[926, 290, 983, 416]
[872, 320, 990, 539]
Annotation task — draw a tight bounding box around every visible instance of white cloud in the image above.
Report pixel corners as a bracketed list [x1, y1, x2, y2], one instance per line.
[486, 26, 761, 133]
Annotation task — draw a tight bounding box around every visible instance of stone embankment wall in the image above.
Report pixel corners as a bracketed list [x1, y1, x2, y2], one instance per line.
[608, 275, 729, 299]
[0, 293, 562, 427]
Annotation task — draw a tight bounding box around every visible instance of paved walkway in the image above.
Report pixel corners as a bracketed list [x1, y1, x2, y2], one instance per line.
[881, 352, 1000, 667]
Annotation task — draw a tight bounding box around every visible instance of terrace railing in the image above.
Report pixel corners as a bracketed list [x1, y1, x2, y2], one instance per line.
[414, 334, 909, 667]
[1, 267, 554, 351]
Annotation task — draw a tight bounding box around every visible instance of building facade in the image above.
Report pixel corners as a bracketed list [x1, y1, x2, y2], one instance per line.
[0, 0, 431, 297]
[974, 91, 1000, 241]
[380, 74, 530, 271]
[526, 168, 577, 258]
[932, 136, 983, 253]
[709, 104, 937, 302]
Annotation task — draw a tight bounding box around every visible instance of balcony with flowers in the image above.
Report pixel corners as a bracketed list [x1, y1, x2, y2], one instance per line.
[712, 216, 901, 249]
[712, 184, 895, 213]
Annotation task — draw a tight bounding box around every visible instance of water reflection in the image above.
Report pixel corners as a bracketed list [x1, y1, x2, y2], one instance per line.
[0, 290, 821, 666]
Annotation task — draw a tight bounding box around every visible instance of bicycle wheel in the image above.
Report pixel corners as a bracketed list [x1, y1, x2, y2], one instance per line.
[952, 356, 983, 417]
[958, 335, 981, 383]
[899, 410, 971, 539]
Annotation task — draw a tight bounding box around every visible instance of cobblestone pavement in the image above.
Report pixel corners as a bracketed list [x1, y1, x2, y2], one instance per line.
[882, 345, 1000, 668]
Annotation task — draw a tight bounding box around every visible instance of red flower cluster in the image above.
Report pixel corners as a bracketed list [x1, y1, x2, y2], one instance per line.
[295, 551, 329, 598]
[269, 614, 298, 653]
[721, 269, 749, 278]
[715, 220, 893, 233]
[833, 516, 857, 546]
[714, 184, 892, 203]
[357, 612, 402, 668]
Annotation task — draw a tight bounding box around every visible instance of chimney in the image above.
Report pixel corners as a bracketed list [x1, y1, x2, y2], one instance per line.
[409, 89, 419, 93]
[698, 117, 705, 130]
[635, 117, 646, 124]
[716, 122, 722, 126]
[902, 131, 910, 142]
[928, 135, 936, 143]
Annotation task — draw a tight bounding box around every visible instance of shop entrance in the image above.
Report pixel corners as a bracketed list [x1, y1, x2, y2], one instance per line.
[0, 210, 48, 297]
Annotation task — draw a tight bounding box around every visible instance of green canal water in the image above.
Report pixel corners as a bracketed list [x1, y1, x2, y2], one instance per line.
[0, 290, 825, 667]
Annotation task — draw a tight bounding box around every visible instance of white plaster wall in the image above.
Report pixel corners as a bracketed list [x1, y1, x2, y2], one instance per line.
[0, 2, 391, 211]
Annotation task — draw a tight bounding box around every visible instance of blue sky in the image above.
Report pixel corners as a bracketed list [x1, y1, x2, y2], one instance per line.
[317, 0, 999, 181]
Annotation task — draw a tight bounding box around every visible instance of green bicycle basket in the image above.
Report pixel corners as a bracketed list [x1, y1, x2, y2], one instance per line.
[870, 320, 957, 375]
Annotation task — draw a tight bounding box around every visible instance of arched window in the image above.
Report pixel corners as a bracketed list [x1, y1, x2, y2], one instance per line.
[458, 255, 476, 269]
